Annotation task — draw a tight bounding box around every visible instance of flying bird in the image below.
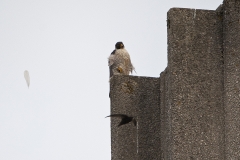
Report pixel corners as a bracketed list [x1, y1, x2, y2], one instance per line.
[24, 70, 30, 88]
[108, 42, 135, 78]
[105, 114, 137, 127]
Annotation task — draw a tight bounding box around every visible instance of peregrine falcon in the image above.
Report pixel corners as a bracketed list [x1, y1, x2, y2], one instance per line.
[108, 42, 135, 78]
[105, 114, 137, 127]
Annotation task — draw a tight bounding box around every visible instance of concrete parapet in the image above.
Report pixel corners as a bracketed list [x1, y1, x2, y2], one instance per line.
[110, 75, 160, 160]
[165, 8, 225, 159]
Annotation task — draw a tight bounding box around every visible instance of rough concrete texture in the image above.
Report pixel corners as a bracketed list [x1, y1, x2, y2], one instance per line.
[160, 69, 172, 160]
[223, 0, 240, 159]
[166, 8, 225, 159]
[110, 75, 160, 160]
[109, 1, 240, 159]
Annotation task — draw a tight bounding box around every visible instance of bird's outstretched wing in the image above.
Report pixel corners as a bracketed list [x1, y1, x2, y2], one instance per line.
[105, 114, 129, 119]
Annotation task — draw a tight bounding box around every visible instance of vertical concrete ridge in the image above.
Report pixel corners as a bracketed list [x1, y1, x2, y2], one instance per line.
[160, 68, 173, 160]
[223, 0, 240, 159]
[167, 8, 224, 159]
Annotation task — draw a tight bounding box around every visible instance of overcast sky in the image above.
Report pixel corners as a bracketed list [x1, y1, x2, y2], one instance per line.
[0, 0, 222, 159]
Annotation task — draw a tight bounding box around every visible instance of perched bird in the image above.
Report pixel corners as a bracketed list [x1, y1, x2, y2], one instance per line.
[108, 42, 135, 78]
[105, 114, 137, 127]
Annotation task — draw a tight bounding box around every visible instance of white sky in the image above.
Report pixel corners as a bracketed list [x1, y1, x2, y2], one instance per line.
[0, 0, 222, 159]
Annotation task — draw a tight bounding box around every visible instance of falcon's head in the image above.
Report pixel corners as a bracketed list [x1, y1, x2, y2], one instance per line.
[115, 42, 124, 49]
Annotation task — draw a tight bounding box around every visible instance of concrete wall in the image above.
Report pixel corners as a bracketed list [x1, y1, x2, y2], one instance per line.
[160, 69, 172, 160]
[223, 0, 240, 159]
[110, 75, 160, 160]
[165, 8, 225, 159]
[110, 1, 240, 159]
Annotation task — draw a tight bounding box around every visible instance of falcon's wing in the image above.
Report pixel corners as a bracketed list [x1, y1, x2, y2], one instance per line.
[105, 114, 129, 119]
[111, 50, 116, 55]
[108, 54, 115, 66]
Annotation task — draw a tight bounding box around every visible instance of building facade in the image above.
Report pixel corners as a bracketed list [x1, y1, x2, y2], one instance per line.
[110, 1, 240, 159]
